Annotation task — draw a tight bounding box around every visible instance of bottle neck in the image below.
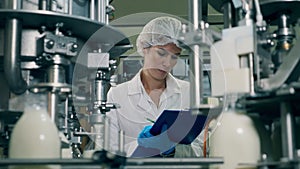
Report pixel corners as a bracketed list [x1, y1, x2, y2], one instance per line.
[223, 93, 244, 112]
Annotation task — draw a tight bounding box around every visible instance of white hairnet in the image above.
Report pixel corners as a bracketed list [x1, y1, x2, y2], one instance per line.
[136, 16, 182, 56]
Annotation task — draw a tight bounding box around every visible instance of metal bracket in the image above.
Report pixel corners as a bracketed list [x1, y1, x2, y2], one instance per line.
[259, 39, 300, 91]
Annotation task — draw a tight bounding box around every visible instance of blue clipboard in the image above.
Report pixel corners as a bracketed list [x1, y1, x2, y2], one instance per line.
[149, 110, 207, 144]
[131, 110, 207, 157]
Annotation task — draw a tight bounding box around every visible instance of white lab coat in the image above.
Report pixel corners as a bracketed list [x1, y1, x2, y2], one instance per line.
[106, 69, 203, 157]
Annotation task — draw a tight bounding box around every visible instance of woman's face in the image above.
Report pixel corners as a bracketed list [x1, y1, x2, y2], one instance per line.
[143, 43, 181, 80]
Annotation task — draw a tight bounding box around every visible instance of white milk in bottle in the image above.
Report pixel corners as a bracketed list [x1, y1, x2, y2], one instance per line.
[9, 93, 61, 169]
[209, 94, 261, 169]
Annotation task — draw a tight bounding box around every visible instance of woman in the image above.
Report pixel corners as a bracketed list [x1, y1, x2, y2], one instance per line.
[106, 16, 203, 157]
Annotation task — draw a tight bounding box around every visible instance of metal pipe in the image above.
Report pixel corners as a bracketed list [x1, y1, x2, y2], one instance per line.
[90, 0, 95, 20]
[105, 0, 109, 24]
[280, 102, 296, 160]
[46, 64, 66, 122]
[97, 0, 107, 24]
[64, 97, 69, 134]
[47, 65, 61, 122]
[4, 0, 22, 9]
[3, 0, 27, 95]
[189, 0, 201, 29]
[189, 0, 204, 114]
[68, 0, 73, 15]
[4, 19, 27, 95]
[48, 92, 58, 122]
[190, 45, 203, 109]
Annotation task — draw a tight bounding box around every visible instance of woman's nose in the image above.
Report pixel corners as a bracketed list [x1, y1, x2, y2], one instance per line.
[162, 56, 172, 67]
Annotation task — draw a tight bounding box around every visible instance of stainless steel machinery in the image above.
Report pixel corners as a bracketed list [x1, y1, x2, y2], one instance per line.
[203, 0, 300, 168]
[5, 0, 300, 168]
[0, 0, 224, 169]
[0, 0, 131, 164]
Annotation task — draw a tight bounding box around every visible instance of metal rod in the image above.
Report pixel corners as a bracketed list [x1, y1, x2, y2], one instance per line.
[97, 0, 107, 24]
[64, 97, 69, 134]
[90, 0, 95, 20]
[280, 102, 296, 160]
[126, 157, 224, 165]
[189, 0, 201, 29]
[105, 0, 109, 24]
[0, 157, 223, 165]
[46, 64, 67, 122]
[48, 92, 58, 122]
[189, 0, 204, 113]
[4, 0, 22, 9]
[68, 0, 73, 15]
[190, 45, 203, 110]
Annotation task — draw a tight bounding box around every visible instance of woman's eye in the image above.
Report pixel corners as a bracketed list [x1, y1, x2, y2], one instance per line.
[157, 50, 167, 56]
[171, 54, 179, 60]
[155, 48, 180, 59]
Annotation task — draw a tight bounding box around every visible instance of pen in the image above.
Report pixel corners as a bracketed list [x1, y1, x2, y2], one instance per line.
[146, 118, 155, 123]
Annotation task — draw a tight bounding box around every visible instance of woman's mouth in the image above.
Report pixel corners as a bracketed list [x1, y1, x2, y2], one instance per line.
[157, 67, 170, 73]
[158, 69, 166, 73]
[156, 69, 169, 75]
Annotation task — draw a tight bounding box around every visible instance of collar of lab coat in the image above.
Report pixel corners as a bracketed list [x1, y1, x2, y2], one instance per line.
[127, 69, 181, 96]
